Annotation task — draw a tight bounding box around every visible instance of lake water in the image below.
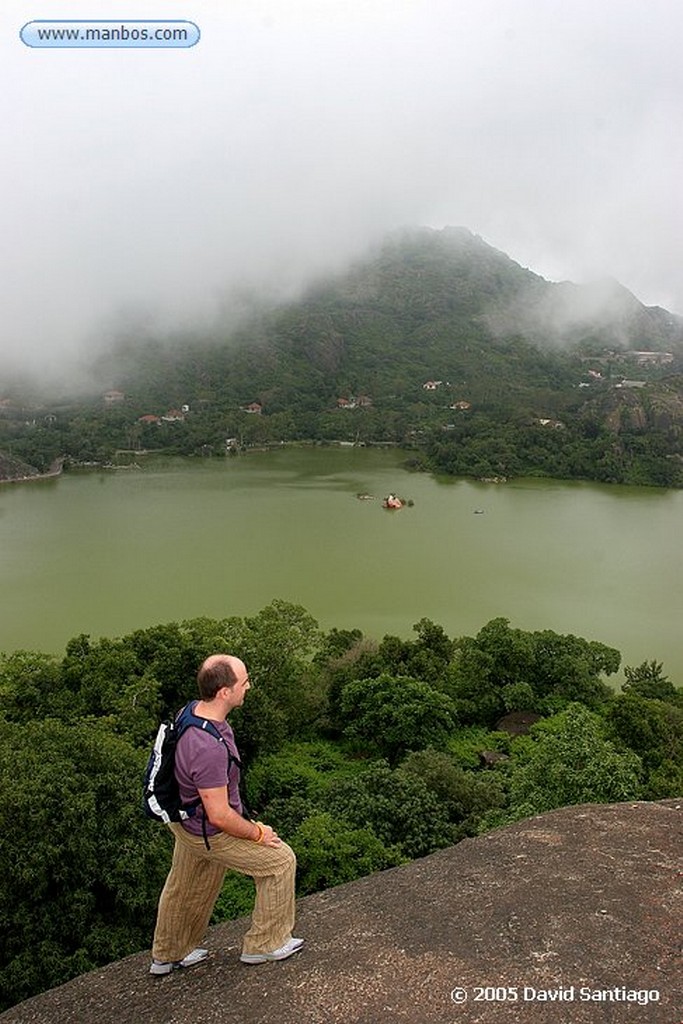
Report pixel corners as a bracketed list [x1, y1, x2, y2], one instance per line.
[1, 447, 681, 683]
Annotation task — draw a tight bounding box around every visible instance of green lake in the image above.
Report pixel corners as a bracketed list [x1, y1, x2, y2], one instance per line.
[1, 447, 681, 683]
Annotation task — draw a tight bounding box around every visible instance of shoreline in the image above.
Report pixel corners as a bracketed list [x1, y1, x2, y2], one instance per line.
[0, 456, 65, 486]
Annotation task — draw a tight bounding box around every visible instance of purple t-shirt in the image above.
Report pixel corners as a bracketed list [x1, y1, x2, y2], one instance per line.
[174, 704, 243, 836]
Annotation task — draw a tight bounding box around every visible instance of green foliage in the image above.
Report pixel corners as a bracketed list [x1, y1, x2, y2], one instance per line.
[0, 719, 168, 1011]
[446, 726, 512, 768]
[326, 761, 458, 859]
[501, 682, 537, 713]
[622, 660, 681, 703]
[226, 601, 327, 760]
[449, 618, 535, 724]
[257, 795, 322, 836]
[603, 693, 683, 798]
[313, 626, 364, 666]
[0, 651, 66, 722]
[449, 618, 617, 726]
[246, 741, 353, 809]
[365, 619, 455, 685]
[529, 631, 619, 705]
[211, 874, 256, 924]
[399, 749, 504, 834]
[502, 704, 643, 822]
[60, 624, 209, 734]
[330, 619, 456, 695]
[289, 812, 405, 894]
[339, 673, 458, 763]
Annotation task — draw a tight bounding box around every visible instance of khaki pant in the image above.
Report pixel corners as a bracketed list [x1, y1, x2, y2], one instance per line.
[152, 822, 297, 962]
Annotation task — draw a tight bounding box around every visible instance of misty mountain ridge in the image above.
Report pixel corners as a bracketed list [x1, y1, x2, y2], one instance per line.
[90, 226, 682, 409]
[322, 226, 682, 351]
[2, 226, 678, 404]
[3, 227, 683, 489]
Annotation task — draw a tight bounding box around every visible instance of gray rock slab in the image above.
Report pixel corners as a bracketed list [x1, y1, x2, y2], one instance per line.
[2, 800, 680, 1024]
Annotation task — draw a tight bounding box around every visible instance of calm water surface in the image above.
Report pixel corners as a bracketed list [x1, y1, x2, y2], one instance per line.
[1, 447, 681, 682]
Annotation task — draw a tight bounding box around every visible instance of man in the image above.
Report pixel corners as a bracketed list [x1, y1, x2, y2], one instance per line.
[150, 654, 303, 974]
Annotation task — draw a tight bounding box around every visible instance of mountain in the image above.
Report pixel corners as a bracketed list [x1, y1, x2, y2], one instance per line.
[4, 228, 683, 487]
[99, 226, 683, 406]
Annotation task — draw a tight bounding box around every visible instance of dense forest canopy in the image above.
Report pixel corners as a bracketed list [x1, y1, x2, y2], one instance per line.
[1, 601, 681, 1010]
[2, 228, 683, 487]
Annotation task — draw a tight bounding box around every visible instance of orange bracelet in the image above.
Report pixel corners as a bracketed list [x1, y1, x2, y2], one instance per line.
[253, 822, 265, 843]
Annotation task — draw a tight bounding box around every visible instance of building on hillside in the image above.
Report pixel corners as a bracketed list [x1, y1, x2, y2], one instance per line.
[422, 380, 441, 390]
[337, 395, 372, 409]
[103, 390, 125, 406]
[138, 414, 161, 425]
[628, 351, 674, 366]
[161, 409, 185, 422]
[450, 400, 471, 410]
[535, 418, 566, 429]
[243, 402, 263, 414]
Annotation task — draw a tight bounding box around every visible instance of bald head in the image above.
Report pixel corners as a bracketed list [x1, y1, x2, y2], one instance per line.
[197, 654, 247, 701]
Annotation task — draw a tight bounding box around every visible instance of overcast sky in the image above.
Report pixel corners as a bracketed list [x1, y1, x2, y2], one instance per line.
[2, 0, 682, 379]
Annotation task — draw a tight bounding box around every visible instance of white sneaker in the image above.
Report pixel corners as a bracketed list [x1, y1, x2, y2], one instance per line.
[150, 947, 209, 975]
[240, 937, 304, 964]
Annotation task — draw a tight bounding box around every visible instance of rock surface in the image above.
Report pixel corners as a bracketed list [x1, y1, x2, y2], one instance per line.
[2, 800, 681, 1024]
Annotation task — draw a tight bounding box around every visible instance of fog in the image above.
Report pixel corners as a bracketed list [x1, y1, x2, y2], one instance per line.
[2, 0, 682, 383]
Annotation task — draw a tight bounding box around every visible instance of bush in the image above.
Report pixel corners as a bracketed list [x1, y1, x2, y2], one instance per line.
[0, 719, 169, 1011]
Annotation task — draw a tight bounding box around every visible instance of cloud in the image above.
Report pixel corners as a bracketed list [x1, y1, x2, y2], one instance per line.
[1, 0, 682, 382]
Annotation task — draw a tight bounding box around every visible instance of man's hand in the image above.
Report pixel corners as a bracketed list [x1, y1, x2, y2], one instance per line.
[258, 823, 282, 847]
[198, 787, 285, 846]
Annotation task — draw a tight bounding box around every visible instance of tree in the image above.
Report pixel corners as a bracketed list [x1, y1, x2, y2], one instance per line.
[340, 673, 458, 763]
[248, 737, 358, 797]
[399, 748, 504, 834]
[622, 660, 680, 703]
[505, 704, 642, 820]
[0, 719, 169, 1011]
[448, 619, 618, 725]
[448, 618, 536, 724]
[229, 601, 326, 759]
[289, 812, 404, 894]
[59, 635, 163, 743]
[326, 761, 458, 859]
[604, 693, 683, 798]
[528, 632, 619, 707]
[0, 651, 66, 723]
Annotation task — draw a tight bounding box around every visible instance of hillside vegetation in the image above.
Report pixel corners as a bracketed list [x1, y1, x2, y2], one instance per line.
[2, 227, 683, 485]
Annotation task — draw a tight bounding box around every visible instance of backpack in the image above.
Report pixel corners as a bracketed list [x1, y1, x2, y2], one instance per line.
[143, 703, 248, 847]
